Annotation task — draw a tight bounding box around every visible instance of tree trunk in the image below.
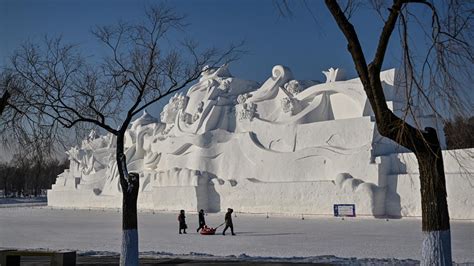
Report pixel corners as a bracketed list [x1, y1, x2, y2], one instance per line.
[34, 166, 41, 197]
[3, 168, 9, 198]
[323, 2, 452, 263]
[415, 128, 452, 265]
[120, 181, 139, 266]
[3, 175, 7, 198]
[0, 90, 10, 117]
[116, 134, 140, 266]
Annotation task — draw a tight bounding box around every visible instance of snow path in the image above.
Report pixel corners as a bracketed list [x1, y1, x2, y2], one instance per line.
[0, 207, 472, 263]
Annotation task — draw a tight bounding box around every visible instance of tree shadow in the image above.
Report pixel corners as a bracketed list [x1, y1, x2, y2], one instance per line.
[379, 152, 405, 219]
[206, 182, 221, 213]
[196, 171, 221, 213]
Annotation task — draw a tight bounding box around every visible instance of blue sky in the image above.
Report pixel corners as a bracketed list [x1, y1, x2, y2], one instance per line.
[0, 0, 410, 79]
[0, 0, 449, 117]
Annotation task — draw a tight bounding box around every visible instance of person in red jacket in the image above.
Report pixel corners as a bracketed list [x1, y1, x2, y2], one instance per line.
[178, 210, 187, 234]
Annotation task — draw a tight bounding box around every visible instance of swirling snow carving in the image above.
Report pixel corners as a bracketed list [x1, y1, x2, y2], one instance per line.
[48, 64, 472, 219]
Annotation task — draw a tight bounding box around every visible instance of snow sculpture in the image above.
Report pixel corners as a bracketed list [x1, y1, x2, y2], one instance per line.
[48, 64, 474, 219]
[280, 97, 297, 114]
[284, 80, 301, 96]
[160, 93, 188, 124]
[323, 67, 345, 83]
[87, 129, 99, 142]
[237, 93, 250, 104]
[237, 102, 257, 121]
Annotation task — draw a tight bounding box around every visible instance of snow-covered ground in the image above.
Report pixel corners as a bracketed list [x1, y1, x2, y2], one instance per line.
[0, 207, 472, 264]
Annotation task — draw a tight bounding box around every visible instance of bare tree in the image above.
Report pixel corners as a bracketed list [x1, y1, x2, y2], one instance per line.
[0, 72, 22, 135]
[0, 152, 67, 198]
[322, 1, 471, 265]
[1, 70, 67, 196]
[10, 5, 241, 265]
[23, 123, 56, 196]
[444, 116, 474, 150]
[0, 162, 12, 197]
[276, 0, 472, 264]
[0, 86, 10, 117]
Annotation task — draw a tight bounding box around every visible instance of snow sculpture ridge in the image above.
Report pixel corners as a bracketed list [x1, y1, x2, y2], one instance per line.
[48, 64, 473, 219]
[323, 67, 345, 83]
[132, 110, 159, 131]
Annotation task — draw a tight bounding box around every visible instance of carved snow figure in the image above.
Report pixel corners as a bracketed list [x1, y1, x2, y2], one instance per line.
[199, 64, 232, 82]
[237, 102, 257, 121]
[49, 65, 474, 225]
[107, 133, 117, 149]
[87, 129, 99, 142]
[160, 93, 189, 125]
[65, 146, 82, 176]
[280, 97, 300, 115]
[322, 67, 345, 83]
[92, 111, 164, 196]
[237, 93, 250, 104]
[192, 101, 205, 122]
[284, 80, 301, 96]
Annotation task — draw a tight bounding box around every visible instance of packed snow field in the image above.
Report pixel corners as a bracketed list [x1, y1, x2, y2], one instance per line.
[0, 207, 472, 264]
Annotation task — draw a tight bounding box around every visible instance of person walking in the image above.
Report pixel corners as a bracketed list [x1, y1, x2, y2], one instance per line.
[222, 208, 235, 235]
[178, 210, 187, 234]
[196, 209, 206, 232]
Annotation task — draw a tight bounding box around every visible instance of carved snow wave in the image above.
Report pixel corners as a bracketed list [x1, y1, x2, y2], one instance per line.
[48, 64, 473, 219]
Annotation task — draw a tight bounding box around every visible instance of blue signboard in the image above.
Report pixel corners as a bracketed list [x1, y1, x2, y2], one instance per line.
[333, 204, 356, 217]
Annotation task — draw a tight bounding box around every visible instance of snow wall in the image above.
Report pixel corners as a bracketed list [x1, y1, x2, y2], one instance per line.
[48, 65, 474, 219]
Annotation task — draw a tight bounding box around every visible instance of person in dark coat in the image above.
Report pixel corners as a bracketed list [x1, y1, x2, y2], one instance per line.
[178, 210, 187, 234]
[222, 208, 235, 235]
[196, 209, 206, 232]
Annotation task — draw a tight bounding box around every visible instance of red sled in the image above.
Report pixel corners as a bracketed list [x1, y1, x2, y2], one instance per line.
[199, 225, 217, 235]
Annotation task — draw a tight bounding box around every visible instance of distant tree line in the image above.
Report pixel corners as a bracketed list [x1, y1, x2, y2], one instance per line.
[0, 156, 67, 198]
[444, 116, 474, 150]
